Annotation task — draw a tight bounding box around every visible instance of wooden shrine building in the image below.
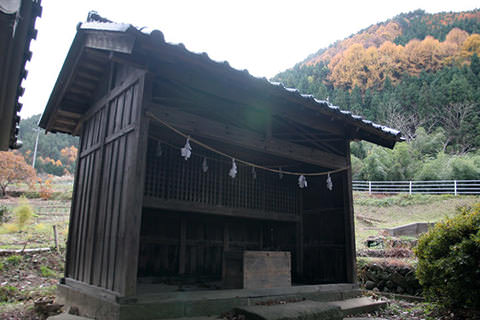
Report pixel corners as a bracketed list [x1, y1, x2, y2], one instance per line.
[39, 13, 402, 320]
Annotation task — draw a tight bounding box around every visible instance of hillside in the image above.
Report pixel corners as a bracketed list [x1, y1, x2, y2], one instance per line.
[17, 114, 79, 176]
[273, 9, 480, 153]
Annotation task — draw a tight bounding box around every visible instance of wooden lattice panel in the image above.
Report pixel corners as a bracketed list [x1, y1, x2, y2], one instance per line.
[144, 139, 300, 216]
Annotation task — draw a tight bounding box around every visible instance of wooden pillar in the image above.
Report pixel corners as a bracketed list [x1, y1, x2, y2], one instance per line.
[296, 190, 304, 278]
[343, 142, 357, 283]
[178, 216, 187, 274]
[120, 72, 151, 296]
[223, 223, 230, 251]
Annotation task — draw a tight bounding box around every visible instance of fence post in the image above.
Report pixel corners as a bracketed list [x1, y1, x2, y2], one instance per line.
[409, 181, 412, 195]
[53, 225, 59, 252]
[454, 180, 457, 196]
[368, 181, 372, 195]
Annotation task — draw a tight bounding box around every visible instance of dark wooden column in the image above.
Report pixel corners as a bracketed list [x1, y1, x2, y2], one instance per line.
[120, 72, 151, 296]
[343, 141, 357, 283]
[65, 69, 150, 298]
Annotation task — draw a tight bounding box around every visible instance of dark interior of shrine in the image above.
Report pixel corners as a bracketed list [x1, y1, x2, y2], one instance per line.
[137, 134, 349, 289]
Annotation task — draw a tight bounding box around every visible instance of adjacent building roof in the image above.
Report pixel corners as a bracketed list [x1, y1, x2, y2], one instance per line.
[40, 13, 402, 149]
[0, 0, 42, 150]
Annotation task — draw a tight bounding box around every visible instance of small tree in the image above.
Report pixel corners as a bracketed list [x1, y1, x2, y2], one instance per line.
[0, 152, 36, 196]
[13, 197, 33, 230]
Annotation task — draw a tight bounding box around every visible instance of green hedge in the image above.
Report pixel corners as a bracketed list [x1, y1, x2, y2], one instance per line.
[415, 204, 480, 309]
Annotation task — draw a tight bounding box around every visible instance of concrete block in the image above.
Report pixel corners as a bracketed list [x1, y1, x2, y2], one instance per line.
[386, 223, 434, 237]
[329, 297, 388, 316]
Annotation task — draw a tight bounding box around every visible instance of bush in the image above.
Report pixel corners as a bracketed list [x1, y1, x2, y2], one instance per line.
[415, 204, 480, 309]
[13, 198, 33, 230]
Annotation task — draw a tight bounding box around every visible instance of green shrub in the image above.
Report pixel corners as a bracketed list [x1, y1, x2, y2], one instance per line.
[0, 261, 3, 271]
[13, 198, 33, 230]
[415, 203, 480, 309]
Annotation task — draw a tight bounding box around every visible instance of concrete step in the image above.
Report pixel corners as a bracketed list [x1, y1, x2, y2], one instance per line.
[346, 318, 387, 320]
[161, 317, 217, 320]
[234, 297, 387, 320]
[330, 297, 388, 316]
[235, 300, 343, 320]
[48, 314, 93, 320]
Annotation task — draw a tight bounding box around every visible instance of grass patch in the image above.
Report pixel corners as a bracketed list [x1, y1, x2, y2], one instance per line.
[354, 193, 454, 207]
[6, 255, 22, 265]
[354, 193, 480, 249]
[0, 285, 17, 302]
[0, 223, 19, 234]
[39, 265, 56, 278]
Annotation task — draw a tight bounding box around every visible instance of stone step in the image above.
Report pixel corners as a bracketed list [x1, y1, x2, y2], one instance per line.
[330, 297, 388, 316]
[160, 317, 217, 320]
[235, 300, 343, 320]
[48, 314, 93, 320]
[234, 297, 387, 320]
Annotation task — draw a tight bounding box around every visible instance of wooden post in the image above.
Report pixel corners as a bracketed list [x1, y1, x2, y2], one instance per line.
[179, 216, 186, 274]
[53, 225, 59, 252]
[454, 180, 457, 196]
[344, 142, 357, 284]
[368, 181, 372, 195]
[223, 223, 230, 251]
[409, 181, 412, 195]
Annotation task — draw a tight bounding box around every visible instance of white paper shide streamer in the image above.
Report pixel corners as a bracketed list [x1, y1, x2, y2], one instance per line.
[229, 159, 237, 178]
[326, 173, 333, 191]
[202, 157, 208, 173]
[181, 137, 192, 160]
[298, 175, 307, 188]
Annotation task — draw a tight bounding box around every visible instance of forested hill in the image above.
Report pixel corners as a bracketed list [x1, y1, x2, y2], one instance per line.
[272, 9, 480, 153]
[17, 114, 79, 176]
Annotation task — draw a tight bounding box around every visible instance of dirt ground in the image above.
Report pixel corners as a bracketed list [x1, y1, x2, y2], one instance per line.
[0, 250, 64, 319]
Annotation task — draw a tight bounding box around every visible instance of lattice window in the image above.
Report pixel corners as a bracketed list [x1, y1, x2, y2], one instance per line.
[144, 138, 300, 215]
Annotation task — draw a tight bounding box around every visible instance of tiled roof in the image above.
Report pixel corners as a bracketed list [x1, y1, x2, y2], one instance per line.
[79, 19, 401, 141]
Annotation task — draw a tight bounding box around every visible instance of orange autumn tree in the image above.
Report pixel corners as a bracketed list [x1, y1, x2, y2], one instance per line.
[0, 151, 36, 196]
[60, 145, 78, 175]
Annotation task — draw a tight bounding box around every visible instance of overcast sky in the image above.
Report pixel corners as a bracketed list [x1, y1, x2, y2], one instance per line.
[20, 0, 479, 118]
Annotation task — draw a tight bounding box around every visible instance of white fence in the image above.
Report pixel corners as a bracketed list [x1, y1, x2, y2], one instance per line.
[353, 180, 480, 195]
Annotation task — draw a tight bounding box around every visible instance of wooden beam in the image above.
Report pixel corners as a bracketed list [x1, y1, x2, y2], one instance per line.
[46, 46, 86, 131]
[57, 109, 83, 119]
[146, 104, 347, 169]
[84, 31, 135, 55]
[143, 197, 300, 222]
[55, 118, 77, 127]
